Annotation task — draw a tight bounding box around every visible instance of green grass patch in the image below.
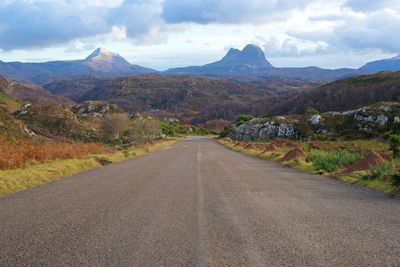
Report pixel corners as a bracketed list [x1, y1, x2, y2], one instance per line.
[306, 149, 362, 173]
[340, 172, 394, 194]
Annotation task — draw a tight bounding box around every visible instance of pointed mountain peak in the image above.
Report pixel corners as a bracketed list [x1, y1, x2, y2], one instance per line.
[85, 47, 121, 61]
[83, 47, 133, 71]
[222, 48, 241, 60]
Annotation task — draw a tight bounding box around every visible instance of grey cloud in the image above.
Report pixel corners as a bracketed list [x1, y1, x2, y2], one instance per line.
[0, 1, 110, 50]
[162, 0, 310, 24]
[289, 9, 400, 54]
[0, 0, 164, 50]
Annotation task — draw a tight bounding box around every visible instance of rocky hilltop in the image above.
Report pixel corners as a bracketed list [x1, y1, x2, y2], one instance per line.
[230, 101, 400, 141]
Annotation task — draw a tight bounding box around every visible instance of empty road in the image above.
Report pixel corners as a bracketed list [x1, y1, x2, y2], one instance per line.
[1, 137, 400, 266]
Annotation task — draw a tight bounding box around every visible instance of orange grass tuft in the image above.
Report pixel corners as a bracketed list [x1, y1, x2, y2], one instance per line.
[0, 138, 113, 170]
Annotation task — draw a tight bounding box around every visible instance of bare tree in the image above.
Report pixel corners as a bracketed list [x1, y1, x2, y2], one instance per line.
[127, 119, 161, 144]
[101, 114, 131, 141]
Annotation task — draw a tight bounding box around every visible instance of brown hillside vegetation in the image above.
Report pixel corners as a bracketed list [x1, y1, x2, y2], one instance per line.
[0, 76, 72, 105]
[43, 75, 317, 123]
[266, 71, 400, 115]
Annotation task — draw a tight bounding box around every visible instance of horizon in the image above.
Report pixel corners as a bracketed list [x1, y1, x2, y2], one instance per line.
[0, 0, 399, 70]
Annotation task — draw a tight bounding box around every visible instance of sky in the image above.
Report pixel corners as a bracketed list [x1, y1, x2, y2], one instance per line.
[0, 0, 399, 70]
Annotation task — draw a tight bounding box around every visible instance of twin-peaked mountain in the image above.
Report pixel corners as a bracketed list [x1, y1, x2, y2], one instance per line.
[0, 44, 400, 84]
[166, 44, 366, 80]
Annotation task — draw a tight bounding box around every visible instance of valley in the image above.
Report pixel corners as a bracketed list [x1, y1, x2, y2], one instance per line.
[2, 1, 400, 266]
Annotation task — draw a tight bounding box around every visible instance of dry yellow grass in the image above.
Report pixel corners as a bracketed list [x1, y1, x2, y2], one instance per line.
[0, 139, 178, 196]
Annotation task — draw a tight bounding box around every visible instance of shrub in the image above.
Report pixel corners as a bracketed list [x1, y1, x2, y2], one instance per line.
[363, 160, 398, 180]
[364, 159, 400, 188]
[127, 119, 162, 144]
[392, 171, 400, 189]
[234, 114, 254, 126]
[306, 149, 362, 173]
[388, 135, 400, 158]
[306, 107, 319, 116]
[101, 114, 131, 142]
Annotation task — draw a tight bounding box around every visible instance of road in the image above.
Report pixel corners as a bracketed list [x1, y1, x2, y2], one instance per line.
[0, 137, 400, 266]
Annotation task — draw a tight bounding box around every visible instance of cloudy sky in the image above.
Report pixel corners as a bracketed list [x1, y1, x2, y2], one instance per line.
[0, 0, 399, 70]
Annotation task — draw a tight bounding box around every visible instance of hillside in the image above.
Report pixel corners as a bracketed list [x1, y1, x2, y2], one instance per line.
[44, 75, 318, 123]
[0, 76, 72, 107]
[361, 55, 400, 72]
[228, 100, 400, 141]
[266, 72, 400, 116]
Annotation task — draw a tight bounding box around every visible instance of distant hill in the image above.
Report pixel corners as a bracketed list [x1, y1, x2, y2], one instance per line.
[265, 71, 400, 116]
[166, 44, 370, 82]
[0, 76, 72, 106]
[43, 75, 318, 123]
[1, 45, 400, 83]
[0, 48, 156, 84]
[360, 55, 400, 72]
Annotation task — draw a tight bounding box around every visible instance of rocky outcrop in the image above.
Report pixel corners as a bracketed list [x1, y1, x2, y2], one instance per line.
[230, 122, 296, 141]
[72, 101, 123, 117]
[230, 101, 400, 141]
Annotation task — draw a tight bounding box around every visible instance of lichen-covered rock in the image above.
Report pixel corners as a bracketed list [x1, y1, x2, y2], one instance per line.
[72, 101, 123, 116]
[231, 122, 296, 141]
[376, 115, 388, 126]
[309, 114, 321, 125]
[229, 101, 400, 141]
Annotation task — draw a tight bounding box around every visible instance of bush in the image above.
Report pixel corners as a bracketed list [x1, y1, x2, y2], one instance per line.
[306, 149, 362, 173]
[101, 114, 131, 142]
[127, 119, 161, 144]
[364, 160, 397, 180]
[234, 114, 254, 126]
[364, 159, 400, 188]
[392, 171, 400, 189]
[388, 135, 400, 158]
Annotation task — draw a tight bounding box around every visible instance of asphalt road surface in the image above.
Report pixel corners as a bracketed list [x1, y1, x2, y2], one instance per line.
[1, 137, 400, 266]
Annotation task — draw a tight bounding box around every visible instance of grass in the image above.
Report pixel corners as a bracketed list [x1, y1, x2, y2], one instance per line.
[306, 149, 362, 173]
[0, 139, 178, 196]
[340, 172, 394, 194]
[218, 138, 399, 196]
[0, 92, 20, 112]
[0, 138, 112, 170]
[0, 158, 100, 196]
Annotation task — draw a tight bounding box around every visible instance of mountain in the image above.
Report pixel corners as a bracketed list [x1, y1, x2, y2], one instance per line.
[166, 44, 273, 76]
[264, 71, 400, 116]
[166, 44, 366, 81]
[0, 48, 156, 84]
[360, 55, 400, 72]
